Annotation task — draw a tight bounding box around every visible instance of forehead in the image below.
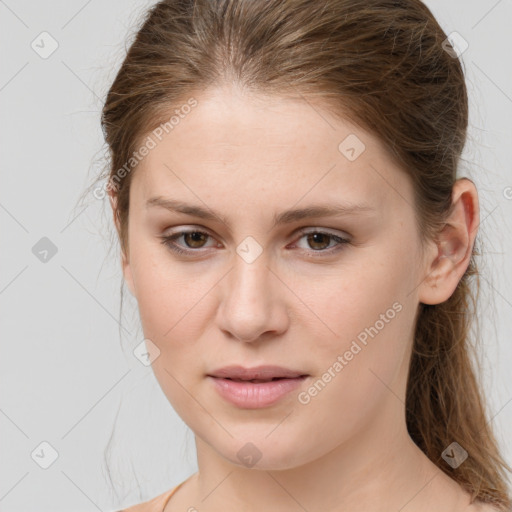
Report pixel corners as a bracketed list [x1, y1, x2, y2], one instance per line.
[131, 85, 412, 216]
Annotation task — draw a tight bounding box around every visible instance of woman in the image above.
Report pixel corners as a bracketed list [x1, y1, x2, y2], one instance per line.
[94, 0, 511, 510]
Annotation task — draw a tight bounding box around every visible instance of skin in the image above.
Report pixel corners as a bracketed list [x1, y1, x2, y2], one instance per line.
[111, 83, 489, 511]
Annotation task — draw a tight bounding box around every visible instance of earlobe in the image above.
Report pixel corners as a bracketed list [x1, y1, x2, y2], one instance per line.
[418, 178, 479, 306]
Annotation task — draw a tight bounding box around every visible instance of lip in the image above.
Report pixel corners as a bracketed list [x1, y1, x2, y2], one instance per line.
[207, 365, 308, 380]
[207, 375, 308, 409]
[206, 365, 310, 409]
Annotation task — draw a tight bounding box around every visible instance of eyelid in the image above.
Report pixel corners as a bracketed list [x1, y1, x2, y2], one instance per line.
[164, 226, 218, 241]
[293, 226, 351, 240]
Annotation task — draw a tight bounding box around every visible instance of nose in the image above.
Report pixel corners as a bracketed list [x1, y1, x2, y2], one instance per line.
[215, 253, 289, 343]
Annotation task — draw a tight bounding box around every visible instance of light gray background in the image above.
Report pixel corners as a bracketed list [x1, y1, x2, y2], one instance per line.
[1, 1, 511, 511]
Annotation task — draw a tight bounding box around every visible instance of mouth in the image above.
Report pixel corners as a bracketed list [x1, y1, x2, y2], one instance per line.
[207, 364, 309, 381]
[221, 376, 305, 383]
[207, 374, 309, 409]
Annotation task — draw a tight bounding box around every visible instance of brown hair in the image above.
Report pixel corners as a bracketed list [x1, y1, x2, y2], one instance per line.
[89, 0, 512, 509]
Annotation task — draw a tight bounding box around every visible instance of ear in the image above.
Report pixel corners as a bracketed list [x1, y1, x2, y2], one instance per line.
[418, 178, 479, 305]
[108, 189, 136, 297]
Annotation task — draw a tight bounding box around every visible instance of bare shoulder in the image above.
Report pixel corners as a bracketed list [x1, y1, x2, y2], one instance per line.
[466, 500, 506, 512]
[116, 488, 176, 512]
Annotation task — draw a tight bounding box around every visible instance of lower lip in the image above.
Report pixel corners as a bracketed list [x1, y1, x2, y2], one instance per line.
[208, 376, 308, 409]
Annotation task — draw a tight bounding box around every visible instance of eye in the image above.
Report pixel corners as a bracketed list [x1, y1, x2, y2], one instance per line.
[159, 228, 350, 258]
[291, 228, 350, 257]
[160, 229, 216, 256]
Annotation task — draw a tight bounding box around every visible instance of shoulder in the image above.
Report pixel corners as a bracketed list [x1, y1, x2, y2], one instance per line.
[116, 487, 177, 512]
[465, 500, 506, 512]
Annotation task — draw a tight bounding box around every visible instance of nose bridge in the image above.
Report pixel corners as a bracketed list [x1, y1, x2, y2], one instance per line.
[216, 245, 286, 342]
[231, 249, 270, 301]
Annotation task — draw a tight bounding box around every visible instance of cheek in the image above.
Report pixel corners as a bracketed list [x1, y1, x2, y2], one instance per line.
[129, 247, 214, 411]
[297, 250, 410, 350]
[294, 251, 416, 406]
[293, 301, 415, 448]
[129, 241, 208, 344]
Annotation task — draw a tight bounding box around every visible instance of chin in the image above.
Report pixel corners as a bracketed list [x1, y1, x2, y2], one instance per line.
[217, 434, 312, 471]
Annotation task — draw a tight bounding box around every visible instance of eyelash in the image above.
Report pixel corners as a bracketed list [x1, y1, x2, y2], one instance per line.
[159, 228, 350, 258]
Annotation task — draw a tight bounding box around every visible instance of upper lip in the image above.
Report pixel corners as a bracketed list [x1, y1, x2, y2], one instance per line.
[207, 365, 308, 380]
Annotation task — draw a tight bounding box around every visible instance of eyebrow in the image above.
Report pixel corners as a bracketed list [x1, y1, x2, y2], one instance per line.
[145, 196, 376, 229]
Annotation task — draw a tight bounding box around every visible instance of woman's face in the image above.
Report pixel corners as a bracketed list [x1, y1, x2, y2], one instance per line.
[119, 84, 430, 470]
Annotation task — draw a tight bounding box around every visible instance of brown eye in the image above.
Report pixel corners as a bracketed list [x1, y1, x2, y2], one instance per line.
[306, 232, 331, 251]
[182, 231, 208, 248]
[160, 229, 216, 256]
[292, 229, 351, 258]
